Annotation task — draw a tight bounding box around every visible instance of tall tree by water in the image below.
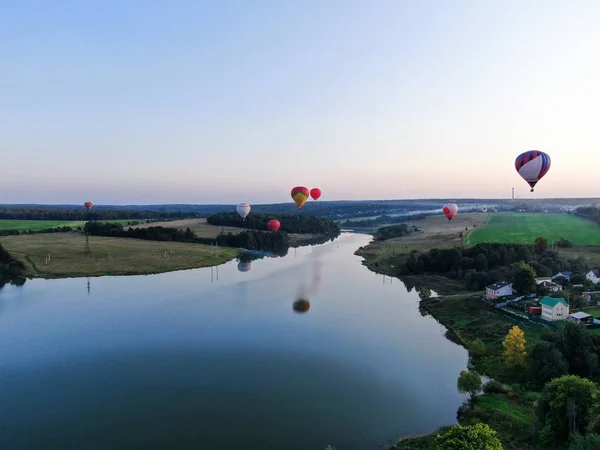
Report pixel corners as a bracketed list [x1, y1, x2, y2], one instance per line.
[502, 325, 527, 369]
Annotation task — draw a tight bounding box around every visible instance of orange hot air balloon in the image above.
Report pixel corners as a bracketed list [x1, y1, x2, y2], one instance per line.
[84, 201, 93, 210]
[442, 203, 458, 221]
[291, 186, 309, 208]
[310, 188, 321, 201]
[267, 219, 280, 232]
[293, 298, 311, 313]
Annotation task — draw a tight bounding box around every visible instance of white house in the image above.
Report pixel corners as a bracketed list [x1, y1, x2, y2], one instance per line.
[535, 277, 552, 284]
[552, 271, 572, 282]
[537, 280, 563, 292]
[539, 296, 570, 322]
[485, 281, 513, 299]
[586, 269, 600, 285]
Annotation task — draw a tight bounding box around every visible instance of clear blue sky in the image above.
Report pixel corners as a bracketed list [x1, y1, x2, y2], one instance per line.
[1, 0, 598, 204]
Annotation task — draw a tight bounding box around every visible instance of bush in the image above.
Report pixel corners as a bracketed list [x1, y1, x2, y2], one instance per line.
[483, 380, 509, 394]
[469, 339, 487, 358]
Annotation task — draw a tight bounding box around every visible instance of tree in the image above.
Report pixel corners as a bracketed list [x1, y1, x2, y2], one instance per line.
[570, 293, 589, 310]
[512, 261, 537, 294]
[502, 325, 527, 369]
[529, 341, 569, 388]
[457, 370, 482, 400]
[469, 339, 487, 358]
[434, 423, 503, 450]
[537, 375, 600, 445]
[534, 236, 549, 254]
[569, 433, 600, 450]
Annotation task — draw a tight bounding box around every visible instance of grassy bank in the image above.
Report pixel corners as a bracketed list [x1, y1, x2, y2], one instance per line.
[0, 232, 239, 278]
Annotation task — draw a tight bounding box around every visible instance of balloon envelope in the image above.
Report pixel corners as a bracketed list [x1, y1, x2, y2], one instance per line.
[291, 186, 309, 208]
[515, 150, 551, 192]
[84, 201, 93, 210]
[237, 261, 251, 272]
[310, 188, 321, 201]
[442, 203, 458, 221]
[293, 298, 311, 313]
[236, 202, 251, 219]
[267, 219, 280, 232]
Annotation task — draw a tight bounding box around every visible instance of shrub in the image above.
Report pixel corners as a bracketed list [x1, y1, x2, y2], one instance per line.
[483, 380, 509, 394]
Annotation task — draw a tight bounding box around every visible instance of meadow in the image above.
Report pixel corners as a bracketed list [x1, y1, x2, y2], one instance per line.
[0, 220, 84, 231]
[0, 232, 239, 278]
[466, 212, 600, 246]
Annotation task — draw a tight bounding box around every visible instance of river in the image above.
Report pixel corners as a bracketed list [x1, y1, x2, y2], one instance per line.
[0, 232, 467, 450]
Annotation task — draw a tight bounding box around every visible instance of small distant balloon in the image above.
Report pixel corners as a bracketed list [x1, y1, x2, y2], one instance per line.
[236, 203, 251, 219]
[515, 150, 551, 192]
[84, 201, 93, 210]
[237, 261, 251, 272]
[267, 219, 280, 232]
[293, 298, 311, 313]
[291, 186, 310, 209]
[442, 203, 458, 221]
[310, 188, 321, 201]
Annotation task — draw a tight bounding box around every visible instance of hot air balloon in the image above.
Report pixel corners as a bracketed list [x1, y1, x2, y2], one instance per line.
[84, 201, 93, 210]
[291, 186, 309, 209]
[442, 203, 458, 221]
[310, 188, 321, 201]
[515, 150, 551, 192]
[237, 261, 251, 272]
[236, 203, 251, 220]
[267, 219, 280, 232]
[293, 298, 311, 313]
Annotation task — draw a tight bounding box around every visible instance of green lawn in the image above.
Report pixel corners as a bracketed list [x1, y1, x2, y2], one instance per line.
[582, 306, 600, 318]
[0, 220, 84, 231]
[466, 212, 600, 246]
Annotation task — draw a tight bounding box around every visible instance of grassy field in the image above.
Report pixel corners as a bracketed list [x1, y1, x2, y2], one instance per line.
[466, 212, 600, 246]
[0, 232, 239, 278]
[0, 220, 85, 231]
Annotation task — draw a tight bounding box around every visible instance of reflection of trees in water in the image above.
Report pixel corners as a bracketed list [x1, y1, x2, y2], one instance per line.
[0, 275, 26, 291]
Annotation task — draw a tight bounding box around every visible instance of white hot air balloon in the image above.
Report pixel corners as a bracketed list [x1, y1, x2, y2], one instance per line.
[236, 202, 251, 220]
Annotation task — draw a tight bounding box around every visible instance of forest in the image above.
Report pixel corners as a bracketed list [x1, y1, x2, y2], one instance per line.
[0, 242, 26, 280]
[373, 223, 420, 241]
[399, 238, 587, 290]
[206, 212, 341, 235]
[0, 207, 192, 221]
[573, 206, 600, 225]
[84, 222, 291, 253]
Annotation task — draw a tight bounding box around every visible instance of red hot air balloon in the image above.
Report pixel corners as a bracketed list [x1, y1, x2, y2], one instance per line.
[442, 203, 458, 221]
[267, 219, 280, 232]
[310, 188, 321, 201]
[84, 201, 93, 211]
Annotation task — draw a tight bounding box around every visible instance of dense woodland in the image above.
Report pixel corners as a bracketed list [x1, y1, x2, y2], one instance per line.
[399, 238, 587, 290]
[206, 212, 341, 236]
[84, 222, 291, 253]
[573, 206, 600, 225]
[0, 242, 26, 281]
[0, 207, 191, 221]
[373, 223, 420, 241]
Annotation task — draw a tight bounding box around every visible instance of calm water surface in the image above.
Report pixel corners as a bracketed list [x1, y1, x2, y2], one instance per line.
[0, 233, 467, 450]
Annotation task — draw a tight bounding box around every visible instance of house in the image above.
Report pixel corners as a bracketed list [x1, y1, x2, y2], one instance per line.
[552, 271, 572, 281]
[537, 280, 563, 292]
[539, 296, 570, 322]
[568, 311, 594, 325]
[535, 277, 552, 284]
[485, 281, 513, 299]
[587, 270, 600, 285]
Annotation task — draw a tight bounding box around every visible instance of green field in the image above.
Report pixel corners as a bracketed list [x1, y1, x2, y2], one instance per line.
[466, 213, 600, 246]
[0, 220, 84, 231]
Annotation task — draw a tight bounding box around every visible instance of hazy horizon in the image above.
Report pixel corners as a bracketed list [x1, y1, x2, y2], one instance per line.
[2, 0, 599, 204]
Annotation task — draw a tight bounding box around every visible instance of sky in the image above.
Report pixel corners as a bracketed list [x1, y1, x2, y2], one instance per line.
[1, 0, 599, 204]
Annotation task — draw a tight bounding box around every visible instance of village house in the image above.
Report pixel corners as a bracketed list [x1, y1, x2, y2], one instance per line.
[485, 281, 513, 299]
[537, 280, 563, 292]
[568, 311, 594, 325]
[552, 271, 572, 282]
[587, 269, 600, 285]
[539, 296, 570, 322]
[535, 277, 552, 284]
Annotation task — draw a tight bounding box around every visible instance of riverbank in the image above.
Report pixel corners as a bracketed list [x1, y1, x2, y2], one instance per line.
[0, 232, 240, 278]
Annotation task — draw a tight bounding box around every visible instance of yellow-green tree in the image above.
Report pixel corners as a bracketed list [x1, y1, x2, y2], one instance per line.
[502, 325, 527, 368]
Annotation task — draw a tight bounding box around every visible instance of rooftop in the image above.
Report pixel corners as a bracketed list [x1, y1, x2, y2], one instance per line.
[539, 297, 570, 308]
[570, 311, 592, 320]
[486, 280, 512, 290]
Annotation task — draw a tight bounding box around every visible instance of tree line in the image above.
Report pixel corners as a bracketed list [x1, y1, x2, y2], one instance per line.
[0, 242, 26, 283]
[0, 207, 194, 221]
[399, 237, 587, 290]
[84, 222, 291, 253]
[373, 223, 420, 241]
[206, 212, 341, 235]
